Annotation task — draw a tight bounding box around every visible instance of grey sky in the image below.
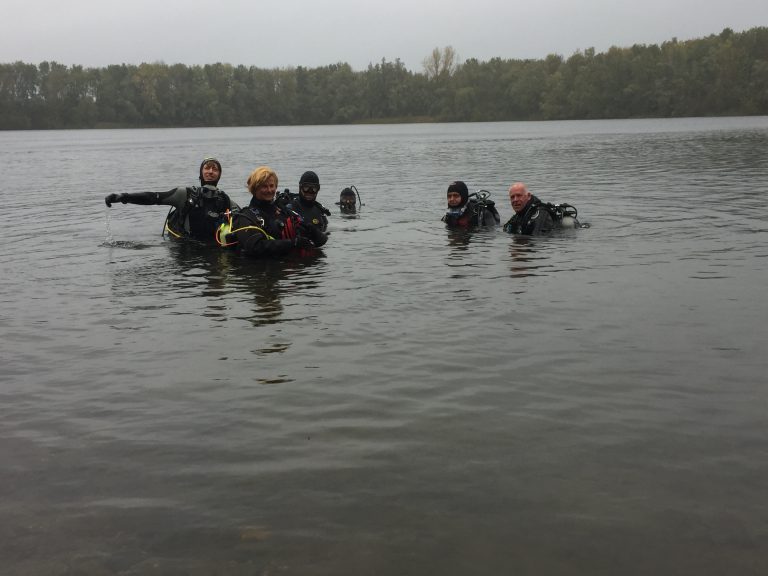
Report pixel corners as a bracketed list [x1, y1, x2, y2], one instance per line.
[3, 0, 766, 71]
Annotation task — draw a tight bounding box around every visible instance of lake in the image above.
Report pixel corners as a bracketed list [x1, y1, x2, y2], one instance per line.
[2, 117, 768, 575]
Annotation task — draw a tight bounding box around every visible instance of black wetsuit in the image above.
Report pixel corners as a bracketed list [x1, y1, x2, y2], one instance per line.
[226, 198, 326, 258]
[109, 185, 238, 243]
[277, 192, 330, 233]
[442, 199, 501, 229]
[502, 195, 555, 236]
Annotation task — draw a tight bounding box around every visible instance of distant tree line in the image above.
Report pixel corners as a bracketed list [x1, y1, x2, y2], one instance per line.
[1, 27, 767, 130]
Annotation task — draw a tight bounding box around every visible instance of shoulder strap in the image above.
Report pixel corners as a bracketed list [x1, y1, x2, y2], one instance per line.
[178, 187, 200, 218]
[316, 200, 331, 217]
[237, 206, 264, 225]
[163, 187, 198, 238]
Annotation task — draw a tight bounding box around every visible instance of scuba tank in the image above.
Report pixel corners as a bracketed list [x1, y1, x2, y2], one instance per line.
[541, 202, 585, 229]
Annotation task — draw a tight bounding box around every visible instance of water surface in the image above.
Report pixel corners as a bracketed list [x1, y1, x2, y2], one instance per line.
[2, 118, 768, 575]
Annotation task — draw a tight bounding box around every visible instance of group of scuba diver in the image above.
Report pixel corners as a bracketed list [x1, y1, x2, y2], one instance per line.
[104, 157, 363, 257]
[442, 180, 586, 234]
[104, 157, 586, 257]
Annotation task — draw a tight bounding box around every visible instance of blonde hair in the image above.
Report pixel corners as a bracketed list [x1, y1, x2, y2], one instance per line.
[246, 166, 278, 195]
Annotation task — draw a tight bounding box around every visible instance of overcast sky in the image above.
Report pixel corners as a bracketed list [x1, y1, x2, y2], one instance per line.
[3, 0, 766, 71]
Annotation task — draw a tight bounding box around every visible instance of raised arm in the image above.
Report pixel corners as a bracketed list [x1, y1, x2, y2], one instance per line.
[104, 188, 187, 208]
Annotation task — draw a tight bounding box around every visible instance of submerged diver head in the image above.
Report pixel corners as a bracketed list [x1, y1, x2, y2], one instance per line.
[447, 181, 469, 208]
[199, 157, 222, 186]
[298, 170, 320, 204]
[339, 187, 357, 214]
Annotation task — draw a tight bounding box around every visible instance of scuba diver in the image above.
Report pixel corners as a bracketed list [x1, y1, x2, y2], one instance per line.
[442, 181, 500, 228]
[218, 166, 327, 258]
[503, 182, 581, 236]
[336, 186, 362, 215]
[275, 170, 330, 232]
[104, 157, 238, 243]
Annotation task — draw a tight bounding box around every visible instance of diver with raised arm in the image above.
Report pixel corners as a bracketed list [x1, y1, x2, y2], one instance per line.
[104, 157, 238, 243]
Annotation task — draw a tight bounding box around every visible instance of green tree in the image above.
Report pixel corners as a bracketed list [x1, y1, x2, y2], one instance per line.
[2, 27, 768, 130]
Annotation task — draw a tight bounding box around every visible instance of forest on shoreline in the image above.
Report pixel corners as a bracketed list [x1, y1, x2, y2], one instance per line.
[1, 27, 767, 130]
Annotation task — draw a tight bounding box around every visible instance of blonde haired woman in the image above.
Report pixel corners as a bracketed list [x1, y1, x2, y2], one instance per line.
[220, 166, 325, 257]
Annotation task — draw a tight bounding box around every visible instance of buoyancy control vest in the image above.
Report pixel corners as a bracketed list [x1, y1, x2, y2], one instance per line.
[276, 190, 330, 231]
[165, 186, 233, 242]
[503, 197, 583, 235]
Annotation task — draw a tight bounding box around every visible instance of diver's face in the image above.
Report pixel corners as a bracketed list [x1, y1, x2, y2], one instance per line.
[509, 187, 531, 213]
[340, 195, 356, 213]
[201, 162, 220, 184]
[447, 191, 463, 208]
[254, 177, 277, 201]
[300, 183, 319, 202]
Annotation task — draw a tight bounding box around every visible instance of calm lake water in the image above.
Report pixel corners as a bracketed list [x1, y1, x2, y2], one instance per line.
[2, 118, 768, 575]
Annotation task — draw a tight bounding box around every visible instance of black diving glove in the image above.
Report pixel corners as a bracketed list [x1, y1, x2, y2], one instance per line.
[299, 223, 324, 243]
[105, 193, 127, 207]
[293, 236, 314, 249]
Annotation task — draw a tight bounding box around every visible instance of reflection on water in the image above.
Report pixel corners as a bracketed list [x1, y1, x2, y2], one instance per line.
[444, 227, 475, 251]
[506, 235, 553, 278]
[2, 118, 768, 575]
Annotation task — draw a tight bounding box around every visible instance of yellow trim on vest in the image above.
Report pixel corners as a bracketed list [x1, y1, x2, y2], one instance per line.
[164, 222, 184, 239]
[215, 209, 275, 247]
